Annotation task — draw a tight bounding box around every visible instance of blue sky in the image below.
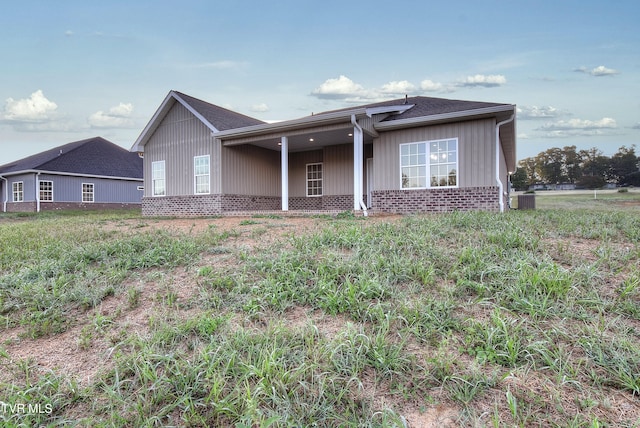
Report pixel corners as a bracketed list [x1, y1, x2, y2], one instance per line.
[1, 0, 638, 166]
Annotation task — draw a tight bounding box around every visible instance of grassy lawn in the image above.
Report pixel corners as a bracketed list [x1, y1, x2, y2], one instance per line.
[0, 202, 639, 427]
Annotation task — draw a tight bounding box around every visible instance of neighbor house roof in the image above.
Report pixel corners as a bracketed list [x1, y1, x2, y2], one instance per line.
[131, 90, 265, 152]
[0, 136, 143, 179]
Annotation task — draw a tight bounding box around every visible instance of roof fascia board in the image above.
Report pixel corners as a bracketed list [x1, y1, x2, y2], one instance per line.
[214, 108, 369, 141]
[375, 105, 515, 131]
[0, 169, 142, 181]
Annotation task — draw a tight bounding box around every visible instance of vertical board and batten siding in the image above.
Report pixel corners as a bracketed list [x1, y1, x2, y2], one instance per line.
[323, 144, 353, 196]
[288, 150, 323, 197]
[37, 174, 142, 203]
[5, 174, 36, 200]
[220, 145, 280, 196]
[143, 102, 215, 197]
[373, 118, 496, 191]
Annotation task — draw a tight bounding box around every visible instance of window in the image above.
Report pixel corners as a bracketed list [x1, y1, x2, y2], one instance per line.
[194, 155, 210, 194]
[400, 138, 458, 189]
[152, 161, 165, 196]
[12, 182, 23, 202]
[39, 180, 53, 201]
[306, 163, 323, 197]
[82, 183, 94, 202]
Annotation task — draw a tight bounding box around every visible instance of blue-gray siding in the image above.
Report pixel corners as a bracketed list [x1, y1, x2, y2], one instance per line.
[2, 173, 142, 204]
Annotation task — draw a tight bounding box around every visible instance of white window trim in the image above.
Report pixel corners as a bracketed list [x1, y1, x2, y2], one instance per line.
[82, 182, 95, 203]
[306, 162, 323, 197]
[39, 180, 54, 202]
[152, 160, 166, 197]
[193, 155, 210, 195]
[12, 181, 23, 202]
[399, 138, 459, 190]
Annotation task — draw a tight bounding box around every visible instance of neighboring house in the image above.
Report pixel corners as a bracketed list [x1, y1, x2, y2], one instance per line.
[131, 90, 516, 216]
[0, 137, 143, 213]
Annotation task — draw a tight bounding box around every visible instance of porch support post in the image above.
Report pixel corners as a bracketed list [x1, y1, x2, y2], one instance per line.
[352, 117, 364, 211]
[281, 136, 288, 211]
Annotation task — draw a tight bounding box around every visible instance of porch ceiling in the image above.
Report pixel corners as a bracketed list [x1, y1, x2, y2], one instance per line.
[221, 125, 374, 152]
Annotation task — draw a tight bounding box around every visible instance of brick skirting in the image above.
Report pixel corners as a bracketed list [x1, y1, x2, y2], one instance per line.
[4, 201, 140, 213]
[289, 195, 353, 211]
[142, 188, 502, 216]
[371, 187, 501, 213]
[142, 194, 358, 217]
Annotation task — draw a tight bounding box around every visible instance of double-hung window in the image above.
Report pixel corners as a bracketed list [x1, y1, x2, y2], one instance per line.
[194, 155, 210, 194]
[39, 180, 53, 201]
[152, 160, 166, 196]
[306, 163, 323, 197]
[82, 183, 94, 202]
[12, 182, 23, 202]
[400, 138, 458, 189]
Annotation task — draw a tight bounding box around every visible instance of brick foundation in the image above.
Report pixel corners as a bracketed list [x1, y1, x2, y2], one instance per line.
[289, 195, 353, 211]
[371, 187, 501, 213]
[142, 189, 501, 217]
[142, 194, 357, 217]
[4, 201, 140, 213]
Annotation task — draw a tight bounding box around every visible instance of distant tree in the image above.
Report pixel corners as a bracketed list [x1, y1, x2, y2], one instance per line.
[610, 145, 639, 185]
[563, 145, 581, 183]
[535, 147, 565, 184]
[578, 147, 610, 188]
[518, 157, 539, 185]
[510, 168, 528, 191]
[577, 174, 606, 189]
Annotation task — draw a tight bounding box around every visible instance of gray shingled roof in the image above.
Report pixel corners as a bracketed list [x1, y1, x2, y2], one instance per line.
[174, 91, 265, 131]
[0, 136, 143, 179]
[314, 96, 509, 121]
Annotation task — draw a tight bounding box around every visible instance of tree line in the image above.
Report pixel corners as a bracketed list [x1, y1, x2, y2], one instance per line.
[511, 145, 640, 190]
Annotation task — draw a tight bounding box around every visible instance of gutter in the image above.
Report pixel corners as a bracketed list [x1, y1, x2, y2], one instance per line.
[0, 175, 7, 213]
[496, 113, 515, 213]
[351, 114, 368, 216]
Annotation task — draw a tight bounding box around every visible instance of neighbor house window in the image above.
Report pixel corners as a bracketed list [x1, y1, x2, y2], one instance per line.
[82, 183, 94, 202]
[152, 160, 165, 196]
[306, 163, 323, 197]
[194, 155, 210, 194]
[400, 138, 458, 189]
[39, 180, 53, 201]
[12, 182, 23, 202]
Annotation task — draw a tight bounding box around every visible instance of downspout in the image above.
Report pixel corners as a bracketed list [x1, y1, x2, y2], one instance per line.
[36, 172, 41, 213]
[0, 175, 7, 213]
[351, 115, 368, 216]
[495, 113, 515, 213]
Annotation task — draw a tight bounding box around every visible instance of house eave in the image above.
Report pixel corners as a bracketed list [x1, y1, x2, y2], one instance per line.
[215, 104, 415, 144]
[374, 105, 516, 131]
[0, 169, 143, 181]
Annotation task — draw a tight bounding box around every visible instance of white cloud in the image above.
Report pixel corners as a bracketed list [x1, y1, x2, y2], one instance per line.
[250, 103, 269, 113]
[380, 80, 416, 94]
[3, 90, 58, 122]
[536, 117, 618, 137]
[457, 74, 507, 88]
[420, 79, 445, 92]
[311, 75, 369, 99]
[517, 105, 565, 119]
[574, 65, 619, 76]
[88, 102, 135, 128]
